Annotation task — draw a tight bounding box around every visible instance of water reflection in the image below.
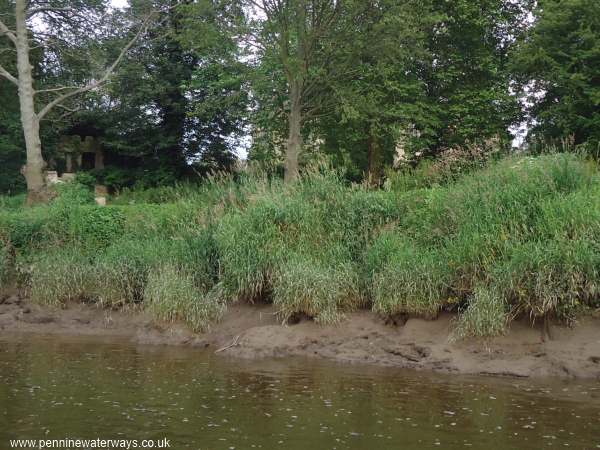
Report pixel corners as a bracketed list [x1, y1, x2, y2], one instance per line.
[0, 335, 599, 449]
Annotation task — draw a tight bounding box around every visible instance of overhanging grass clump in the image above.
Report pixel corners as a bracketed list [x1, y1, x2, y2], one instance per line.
[144, 265, 224, 332]
[273, 255, 362, 324]
[28, 250, 94, 306]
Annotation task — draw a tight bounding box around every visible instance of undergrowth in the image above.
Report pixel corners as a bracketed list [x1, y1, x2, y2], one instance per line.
[1, 153, 598, 337]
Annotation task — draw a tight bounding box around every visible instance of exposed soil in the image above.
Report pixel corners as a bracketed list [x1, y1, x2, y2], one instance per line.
[2, 291, 600, 380]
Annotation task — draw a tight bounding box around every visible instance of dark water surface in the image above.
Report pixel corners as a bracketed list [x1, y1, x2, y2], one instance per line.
[0, 335, 599, 450]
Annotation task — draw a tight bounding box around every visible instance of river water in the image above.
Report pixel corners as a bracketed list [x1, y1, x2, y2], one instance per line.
[0, 335, 599, 450]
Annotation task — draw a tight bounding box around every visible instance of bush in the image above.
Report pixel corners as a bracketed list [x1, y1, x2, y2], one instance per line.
[74, 172, 98, 189]
[65, 207, 126, 248]
[52, 182, 95, 207]
[0, 208, 49, 250]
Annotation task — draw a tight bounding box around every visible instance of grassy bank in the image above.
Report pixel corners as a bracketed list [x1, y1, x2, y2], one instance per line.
[1, 153, 599, 337]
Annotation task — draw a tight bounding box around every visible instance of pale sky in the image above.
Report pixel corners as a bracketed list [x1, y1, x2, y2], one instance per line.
[110, 0, 128, 8]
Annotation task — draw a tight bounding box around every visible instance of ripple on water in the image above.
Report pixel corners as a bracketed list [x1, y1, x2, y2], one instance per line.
[0, 336, 599, 450]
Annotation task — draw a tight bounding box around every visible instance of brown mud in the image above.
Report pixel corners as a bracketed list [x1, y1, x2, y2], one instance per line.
[1, 291, 600, 379]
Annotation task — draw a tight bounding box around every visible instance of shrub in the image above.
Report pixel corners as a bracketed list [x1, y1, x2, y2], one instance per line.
[52, 182, 95, 207]
[0, 208, 48, 250]
[65, 207, 126, 248]
[4, 152, 600, 338]
[74, 172, 98, 189]
[370, 153, 600, 335]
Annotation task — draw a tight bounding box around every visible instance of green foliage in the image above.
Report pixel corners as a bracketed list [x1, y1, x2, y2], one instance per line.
[318, 0, 434, 180]
[74, 172, 97, 189]
[52, 182, 95, 207]
[214, 170, 400, 319]
[3, 153, 599, 338]
[144, 265, 224, 332]
[0, 244, 10, 289]
[370, 153, 600, 336]
[65, 207, 125, 248]
[513, 0, 600, 150]
[371, 236, 450, 319]
[416, 0, 530, 153]
[0, 35, 25, 195]
[273, 256, 361, 324]
[387, 138, 505, 191]
[453, 286, 508, 339]
[29, 250, 94, 307]
[89, 239, 174, 307]
[0, 194, 26, 211]
[0, 208, 49, 250]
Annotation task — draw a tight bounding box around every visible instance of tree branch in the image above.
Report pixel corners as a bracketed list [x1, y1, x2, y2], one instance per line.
[0, 62, 18, 85]
[37, 15, 153, 120]
[27, 7, 74, 18]
[35, 85, 80, 95]
[0, 17, 17, 45]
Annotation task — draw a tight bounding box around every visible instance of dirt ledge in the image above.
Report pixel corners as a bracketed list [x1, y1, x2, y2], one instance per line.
[1, 292, 600, 380]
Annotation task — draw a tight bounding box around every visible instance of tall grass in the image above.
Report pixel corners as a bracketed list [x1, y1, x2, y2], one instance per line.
[370, 154, 600, 336]
[1, 153, 599, 337]
[214, 171, 398, 322]
[144, 265, 224, 331]
[0, 243, 10, 290]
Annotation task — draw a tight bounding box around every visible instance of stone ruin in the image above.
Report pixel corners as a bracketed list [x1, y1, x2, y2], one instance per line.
[46, 135, 107, 206]
[59, 135, 105, 173]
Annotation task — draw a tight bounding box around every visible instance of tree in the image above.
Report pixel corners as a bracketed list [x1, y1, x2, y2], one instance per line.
[0, 0, 152, 203]
[65, 0, 249, 189]
[245, 0, 344, 183]
[318, 0, 433, 184]
[278, 0, 529, 181]
[0, 34, 25, 194]
[513, 0, 600, 150]
[71, 0, 194, 186]
[416, 0, 531, 154]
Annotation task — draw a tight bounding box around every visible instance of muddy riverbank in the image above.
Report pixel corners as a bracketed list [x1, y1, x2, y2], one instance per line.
[1, 292, 600, 380]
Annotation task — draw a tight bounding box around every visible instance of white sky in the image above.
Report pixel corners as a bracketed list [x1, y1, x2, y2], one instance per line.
[110, 0, 128, 8]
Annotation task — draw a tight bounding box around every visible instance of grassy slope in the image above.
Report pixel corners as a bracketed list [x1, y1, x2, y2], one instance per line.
[1, 153, 598, 336]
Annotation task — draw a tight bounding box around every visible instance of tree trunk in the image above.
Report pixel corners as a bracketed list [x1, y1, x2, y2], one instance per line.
[15, 0, 47, 204]
[366, 125, 381, 187]
[284, 81, 302, 183]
